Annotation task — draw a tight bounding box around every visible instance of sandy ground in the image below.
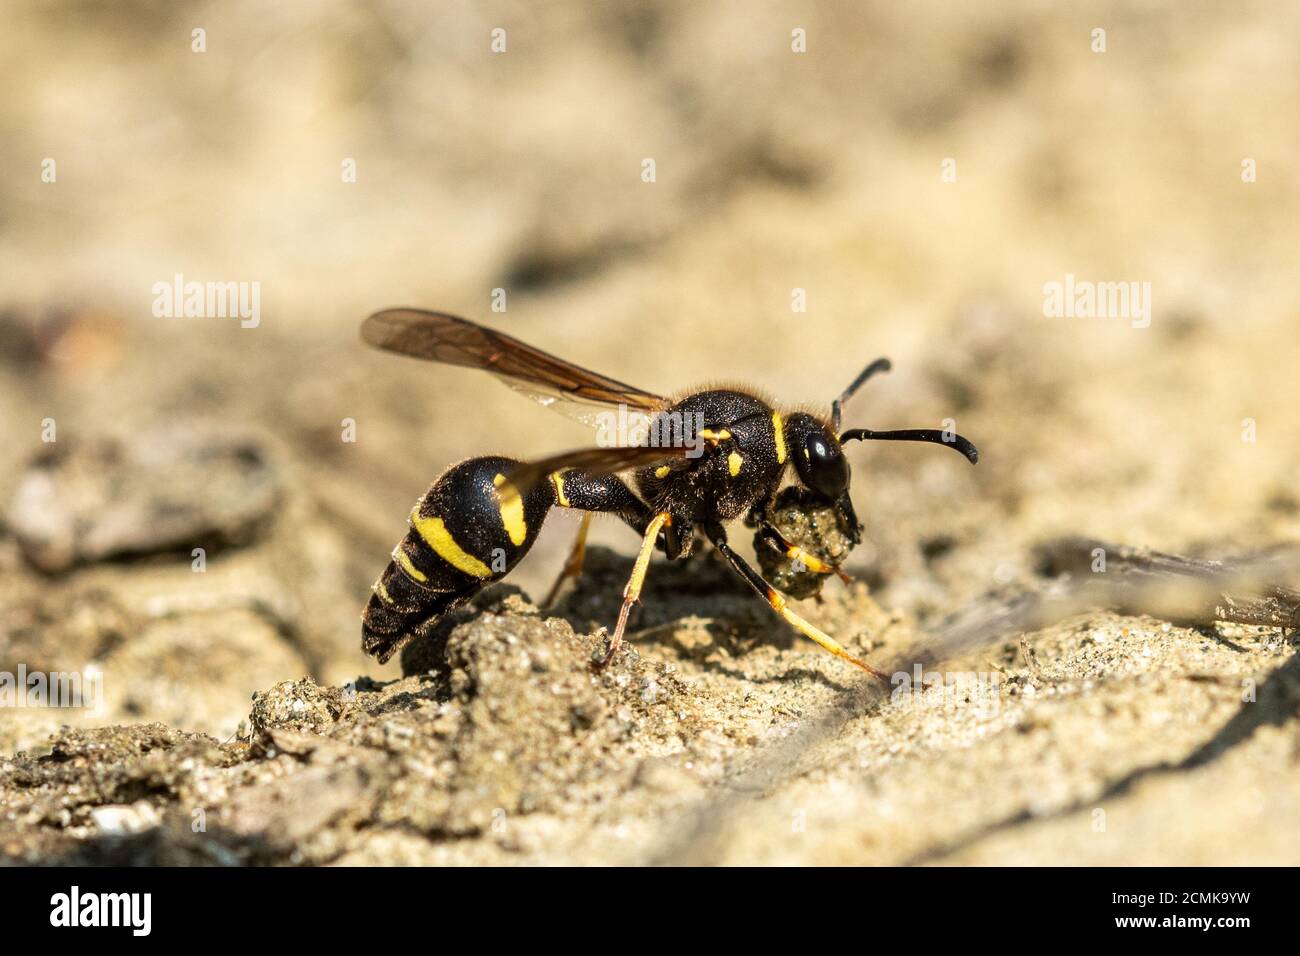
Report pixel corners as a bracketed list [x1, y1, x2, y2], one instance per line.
[1, 1, 1298, 865]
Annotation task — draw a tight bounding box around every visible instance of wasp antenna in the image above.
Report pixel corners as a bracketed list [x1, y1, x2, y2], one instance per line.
[840, 427, 979, 465]
[831, 357, 892, 431]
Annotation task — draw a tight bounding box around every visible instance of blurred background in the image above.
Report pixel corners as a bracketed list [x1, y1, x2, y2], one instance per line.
[1, 1, 1298, 863]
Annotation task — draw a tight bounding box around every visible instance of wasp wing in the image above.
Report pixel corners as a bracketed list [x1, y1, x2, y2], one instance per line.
[504, 444, 695, 496]
[362, 309, 666, 425]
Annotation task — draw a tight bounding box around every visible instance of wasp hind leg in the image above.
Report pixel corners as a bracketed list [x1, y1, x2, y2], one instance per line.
[543, 469, 690, 666]
[702, 522, 890, 683]
[541, 512, 592, 609]
[597, 511, 672, 668]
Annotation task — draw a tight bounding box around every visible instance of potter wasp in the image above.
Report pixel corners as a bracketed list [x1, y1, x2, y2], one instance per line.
[359, 309, 978, 680]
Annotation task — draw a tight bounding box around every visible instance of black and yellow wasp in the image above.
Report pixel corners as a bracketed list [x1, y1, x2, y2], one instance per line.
[359, 308, 978, 680]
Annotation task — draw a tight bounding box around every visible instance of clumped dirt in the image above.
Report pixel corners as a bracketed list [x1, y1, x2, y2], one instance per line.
[2, 2, 1299, 865]
[755, 487, 859, 599]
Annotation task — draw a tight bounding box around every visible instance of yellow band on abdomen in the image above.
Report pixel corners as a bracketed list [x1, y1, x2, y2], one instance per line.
[410, 509, 492, 578]
[493, 474, 528, 546]
[393, 544, 428, 583]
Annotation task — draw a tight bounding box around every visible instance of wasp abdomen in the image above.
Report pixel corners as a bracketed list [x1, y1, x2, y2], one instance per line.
[361, 455, 554, 663]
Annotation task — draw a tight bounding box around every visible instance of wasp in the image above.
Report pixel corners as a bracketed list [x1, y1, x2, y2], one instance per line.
[359, 309, 978, 680]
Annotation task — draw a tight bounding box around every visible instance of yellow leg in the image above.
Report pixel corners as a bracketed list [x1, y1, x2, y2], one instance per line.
[778, 542, 832, 573]
[783, 543, 852, 583]
[596, 512, 670, 667]
[760, 526, 853, 584]
[542, 513, 592, 609]
[765, 588, 890, 683]
[707, 522, 890, 684]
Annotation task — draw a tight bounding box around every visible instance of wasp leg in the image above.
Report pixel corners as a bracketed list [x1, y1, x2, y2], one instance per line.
[660, 515, 694, 560]
[596, 511, 672, 668]
[755, 524, 853, 584]
[541, 512, 592, 609]
[702, 522, 889, 683]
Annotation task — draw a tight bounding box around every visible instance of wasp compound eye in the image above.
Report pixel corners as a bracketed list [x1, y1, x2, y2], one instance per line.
[802, 433, 850, 499]
[784, 413, 850, 500]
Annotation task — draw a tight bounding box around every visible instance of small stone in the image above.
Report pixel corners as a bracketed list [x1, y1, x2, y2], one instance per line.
[91, 803, 161, 835]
